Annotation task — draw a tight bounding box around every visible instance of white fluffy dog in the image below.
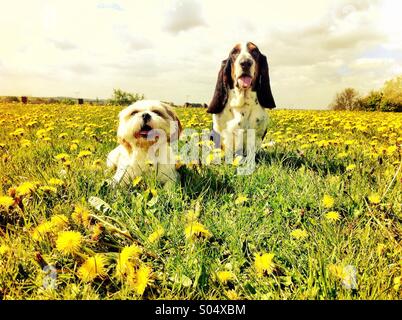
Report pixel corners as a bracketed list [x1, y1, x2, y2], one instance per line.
[107, 100, 182, 185]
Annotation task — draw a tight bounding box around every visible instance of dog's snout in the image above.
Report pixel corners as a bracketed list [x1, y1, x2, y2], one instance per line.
[142, 113, 151, 123]
[240, 59, 253, 70]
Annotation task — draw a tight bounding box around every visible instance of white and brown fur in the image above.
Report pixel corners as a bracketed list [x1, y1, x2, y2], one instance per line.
[107, 100, 182, 185]
[207, 42, 276, 156]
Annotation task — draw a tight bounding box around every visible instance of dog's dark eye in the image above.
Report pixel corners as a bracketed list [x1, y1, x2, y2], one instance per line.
[131, 111, 138, 116]
[250, 49, 259, 58]
[152, 110, 164, 117]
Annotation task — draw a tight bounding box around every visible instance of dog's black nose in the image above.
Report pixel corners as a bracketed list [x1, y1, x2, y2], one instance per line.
[240, 59, 252, 69]
[142, 113, 151, 123]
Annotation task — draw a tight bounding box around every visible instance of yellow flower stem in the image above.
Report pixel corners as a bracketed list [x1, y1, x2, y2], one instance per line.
[88, 213, 135, 242]
[87, 213, 158, 259]
[80, 247, 96, 257]
[381, 162, 402, 200]
[364, 198, 402, 250]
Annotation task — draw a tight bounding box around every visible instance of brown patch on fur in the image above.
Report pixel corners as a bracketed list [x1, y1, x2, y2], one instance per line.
[233, 43, 241, 52]
[230, 44, 241, 85]
[247, 42, 257, 51]
[134, 138, 156, 149]
[118, 137, 133, 154]
[247, 42, 260, 89]
[252, 59, 260, 88]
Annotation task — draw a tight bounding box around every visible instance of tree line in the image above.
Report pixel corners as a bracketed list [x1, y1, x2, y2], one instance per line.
[330, 75, 402, 112]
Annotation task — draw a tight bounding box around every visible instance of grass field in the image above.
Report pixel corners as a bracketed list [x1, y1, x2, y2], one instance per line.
[0, 103, 401, 300]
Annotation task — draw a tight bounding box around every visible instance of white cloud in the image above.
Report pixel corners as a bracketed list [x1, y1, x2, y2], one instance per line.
[48, 38, 77, 50]
[0, 0, 401, 108]
[164, 0, 207, 34]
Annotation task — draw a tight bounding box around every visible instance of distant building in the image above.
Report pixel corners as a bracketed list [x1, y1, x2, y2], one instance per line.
[184, 102, 208, 108]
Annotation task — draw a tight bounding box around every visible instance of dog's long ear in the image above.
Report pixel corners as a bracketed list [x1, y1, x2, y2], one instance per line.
[207, 59, 233, 114]
[256, 54, 276, 109]
[116, 112, 133, 154]
[164, 104, 183, 141]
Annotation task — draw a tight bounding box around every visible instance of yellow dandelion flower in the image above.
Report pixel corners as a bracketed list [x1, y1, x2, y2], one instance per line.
[225, 290, 239, 300]
[35, 129, 46, 139]
[39, 186, 57, 193]
[377, 243, 386, 256]
[32, 221, 53, 241]
[91, 223, 104, 241]
[344, 140, 356, 146]
[148, 226, 165, 243]
[0, 244, 10, 255]
[205, 153, 215, 165]
[78, 254, 108, 282]
[235, 195, 249, 205]
[337, 152, 348, 159]
[368, 193, 381, 205]
[232, 156, 243, 166]
[328, 264, 357, 289]
[128, 264, 152, 295]
[0, 196, 15, 211]
[145, 159, 154, 166]
[132, 176, 143, 187]
[55, 153, 70, 161]
[15, 181, 37, 197]
[58, 133, 68, 139]
[216, 271, 236, 284]
[150, 188, 158, 197]
[71, 205, 91, 227]
[144, 188, 157, 199]
[50, 214, 69, 231]
[346, 164, 356, 172]
[26, 121, 37, 127]
[325, 211, 340, 222]
[387, 145, 397, 155]
[322, 195, 335, 209]
[254, 253, 275, 276]
[115, 244, 143, 278]
[20, 139, 31, 147]
[70, 143, 78, 151]
[56, 231, 82, 255]
[48, 178, 64, 186]
[184, 221, 212, 240]
[63, 160, 72, 168]
[328, 264, 344, 278]
[290, 229, 308, 240]
[77, 150, 92, 158]
[92, 159, 103, 166]
[394, 276, 401, 291]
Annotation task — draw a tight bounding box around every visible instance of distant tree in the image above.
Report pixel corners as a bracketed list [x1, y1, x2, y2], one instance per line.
[380, 76, 402, 112]
[330, 88, 361, 111]
[47, 98, 59, 104]
[358, 91, 383, 112]
[61, 98, 76, 105]
[108, 89, 144, 106]
[3, 96, 19, 103]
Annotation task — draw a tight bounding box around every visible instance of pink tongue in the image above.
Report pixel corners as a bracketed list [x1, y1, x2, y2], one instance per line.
[238, 76, 252, 88]
[140, 130, 150, 136]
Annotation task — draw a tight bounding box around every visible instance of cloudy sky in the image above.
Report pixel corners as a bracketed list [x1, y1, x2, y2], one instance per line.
[0, 0, 401, 108]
